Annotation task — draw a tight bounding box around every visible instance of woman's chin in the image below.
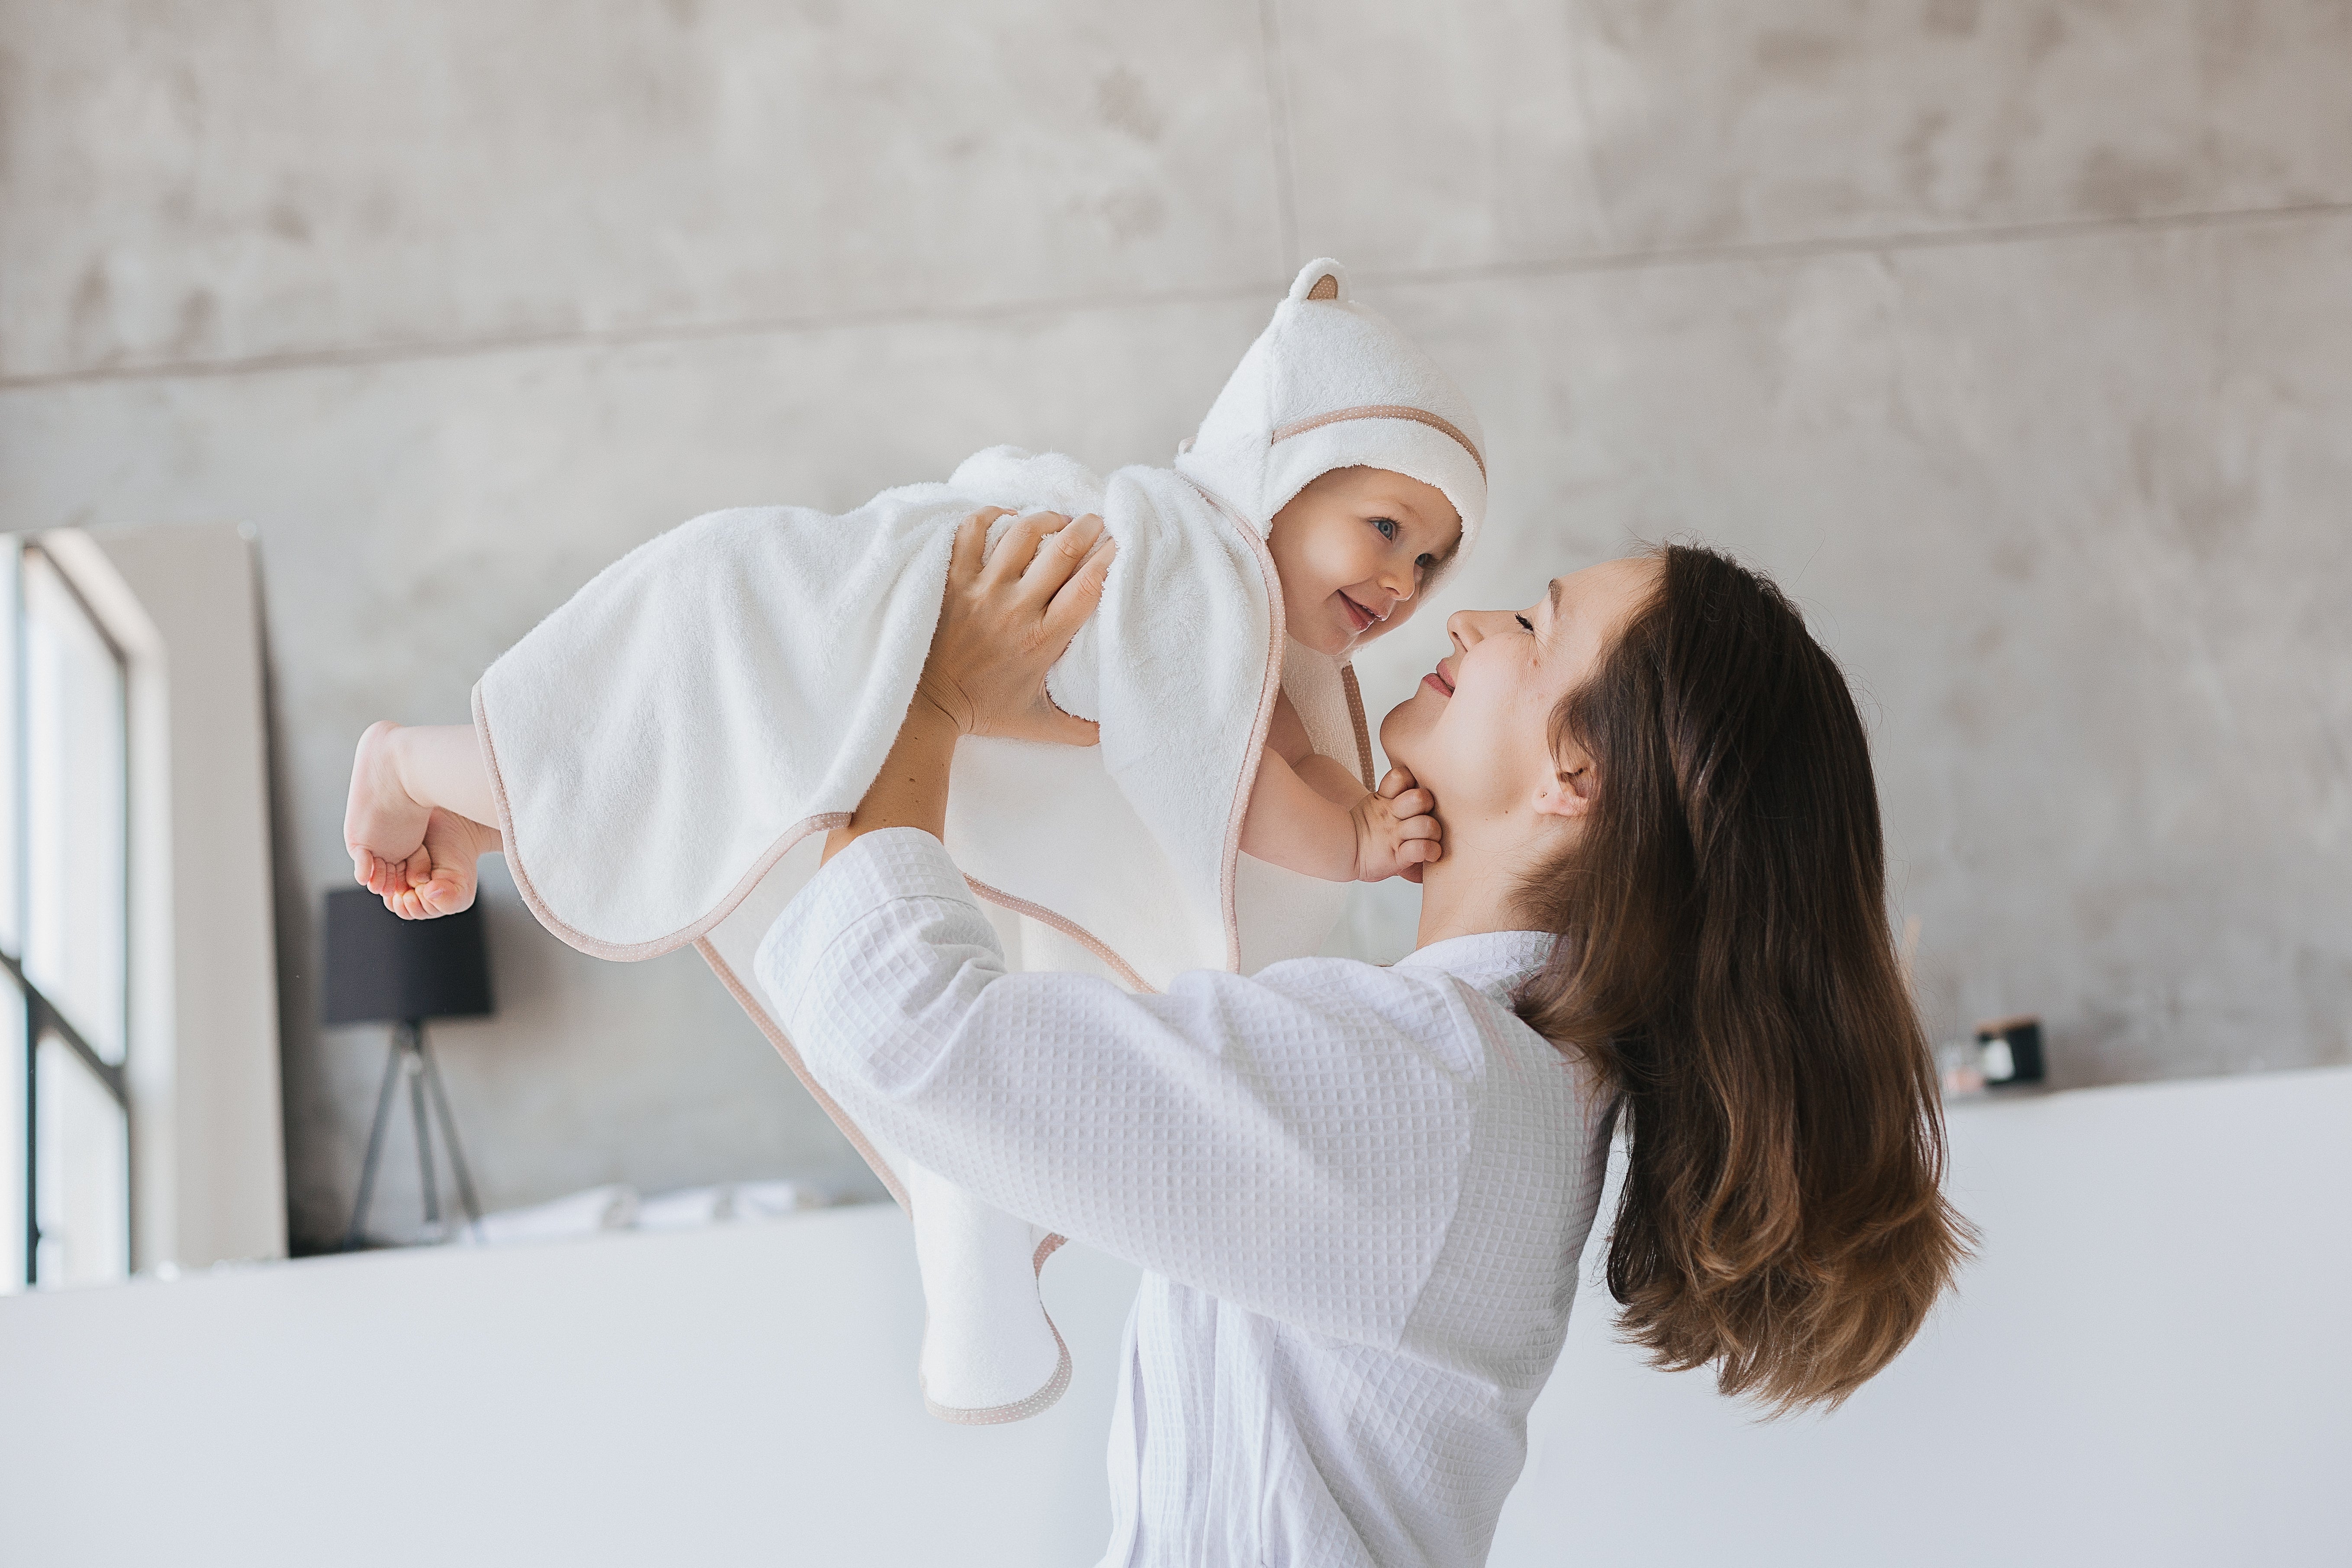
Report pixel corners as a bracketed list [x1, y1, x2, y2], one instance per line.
[1378, 695, 1430, 773]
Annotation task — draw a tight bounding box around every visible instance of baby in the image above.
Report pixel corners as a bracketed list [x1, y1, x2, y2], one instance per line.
[341, 258, 1486, 1423]
[344, 464, 1456, 918]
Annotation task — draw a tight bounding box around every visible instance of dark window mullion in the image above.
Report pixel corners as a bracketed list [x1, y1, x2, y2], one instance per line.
[39, 1002, 129, 1111]
[0, 953, 128, 1110]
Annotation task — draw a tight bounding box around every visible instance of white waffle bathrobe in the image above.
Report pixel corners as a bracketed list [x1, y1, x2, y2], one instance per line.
[472, 260, 1490, 1421]
[757, 830, 1618, 1568]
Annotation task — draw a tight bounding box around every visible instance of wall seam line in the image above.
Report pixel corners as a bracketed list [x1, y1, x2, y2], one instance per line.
[9, 199, 2348, 392]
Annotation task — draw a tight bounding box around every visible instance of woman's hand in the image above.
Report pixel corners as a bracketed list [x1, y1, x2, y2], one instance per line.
[917, 507, 1115, 745]
[824, 507, 1114, 864]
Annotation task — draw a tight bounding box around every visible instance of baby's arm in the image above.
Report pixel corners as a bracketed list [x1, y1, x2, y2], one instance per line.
[343, 721, 503, 918]
[1271, 698, 1379, 811]
[1240, 693, 1441, 882]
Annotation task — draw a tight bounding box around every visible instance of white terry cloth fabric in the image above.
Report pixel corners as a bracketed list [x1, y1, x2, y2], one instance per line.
[472, 259, 1488, 1423]
[755, 829, 1618, 1568]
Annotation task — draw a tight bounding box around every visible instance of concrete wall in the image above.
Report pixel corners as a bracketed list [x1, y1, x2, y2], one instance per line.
[2, 3, 2346, 1247]
[5, 1068, 2346, 1566]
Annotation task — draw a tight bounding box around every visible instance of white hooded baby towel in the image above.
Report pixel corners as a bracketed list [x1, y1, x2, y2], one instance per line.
[473, 259, 1487, 1422]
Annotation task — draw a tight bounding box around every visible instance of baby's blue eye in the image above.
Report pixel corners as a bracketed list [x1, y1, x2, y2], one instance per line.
[1372, 517, 1398, 541]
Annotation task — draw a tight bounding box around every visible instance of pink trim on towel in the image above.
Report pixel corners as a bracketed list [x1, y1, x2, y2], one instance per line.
[963, 876, 1159, 995]
[694, 937, 910, 1214]
[472, 682, 851, 963]
[710, 926, 1073, 1425]
[1269, 404, 1487, 479]
[1340, 664, 1376, 792]
[1181, 476, 1288, 976]
[921, 1233, 1074, 1425]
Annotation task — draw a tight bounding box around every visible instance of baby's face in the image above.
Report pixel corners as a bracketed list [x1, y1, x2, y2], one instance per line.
[1266, 467, 1463, 657]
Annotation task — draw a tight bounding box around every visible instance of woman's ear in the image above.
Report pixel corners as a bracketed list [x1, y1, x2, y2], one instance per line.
[1532, 748, 1596, 821]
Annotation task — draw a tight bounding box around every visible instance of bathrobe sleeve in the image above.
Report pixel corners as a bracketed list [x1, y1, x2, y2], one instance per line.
[753, 828, 1481, 1349]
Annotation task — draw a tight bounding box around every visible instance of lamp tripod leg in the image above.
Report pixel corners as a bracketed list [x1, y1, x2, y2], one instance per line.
[416, 1030, 485, 1239]
[405, 1022, 441, 1236]
[344, 1034, 406, 1251]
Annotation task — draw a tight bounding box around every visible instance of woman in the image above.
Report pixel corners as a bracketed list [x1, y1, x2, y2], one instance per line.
[754, 509, 1969, 1568]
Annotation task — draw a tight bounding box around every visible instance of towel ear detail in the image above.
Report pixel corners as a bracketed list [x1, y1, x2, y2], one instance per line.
[1287, 258, 1350, 303]
[1179, 253, 1487, 555]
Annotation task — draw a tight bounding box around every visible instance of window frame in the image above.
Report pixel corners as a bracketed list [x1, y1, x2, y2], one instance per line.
[3, 538, 136, 1289]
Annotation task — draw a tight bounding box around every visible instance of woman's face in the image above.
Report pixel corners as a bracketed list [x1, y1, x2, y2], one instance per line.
[1380, 556, 1661, 824]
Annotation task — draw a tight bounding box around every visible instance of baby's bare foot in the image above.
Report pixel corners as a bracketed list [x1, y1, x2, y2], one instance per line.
[345, 721, 433, 902]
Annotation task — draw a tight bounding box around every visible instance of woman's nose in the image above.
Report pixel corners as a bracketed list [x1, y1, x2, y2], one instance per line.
[1447, 606, 1524, 649]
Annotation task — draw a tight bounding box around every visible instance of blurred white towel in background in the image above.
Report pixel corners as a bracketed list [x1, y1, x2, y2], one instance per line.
[635, 1179, 834, 1232]
[460, 1183, 639, 1245]
[459, 1178, 840, 1245]
[632, 1185, 725, 1232]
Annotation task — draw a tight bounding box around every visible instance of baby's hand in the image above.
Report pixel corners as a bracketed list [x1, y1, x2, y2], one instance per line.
[1349, 766, 1443, 883]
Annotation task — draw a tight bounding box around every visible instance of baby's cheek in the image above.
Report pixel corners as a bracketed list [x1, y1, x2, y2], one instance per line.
[1279, 577, 1324, 634]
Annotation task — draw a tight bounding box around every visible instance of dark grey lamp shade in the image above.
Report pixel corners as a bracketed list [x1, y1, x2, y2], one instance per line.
[322, 887, 494, 1026]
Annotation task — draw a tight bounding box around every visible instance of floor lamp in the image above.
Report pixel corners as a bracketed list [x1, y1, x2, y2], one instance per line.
[322, 886, 495, 1249]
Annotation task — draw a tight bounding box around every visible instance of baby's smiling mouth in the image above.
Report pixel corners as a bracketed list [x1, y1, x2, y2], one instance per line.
[1337, 591, 1379, 634]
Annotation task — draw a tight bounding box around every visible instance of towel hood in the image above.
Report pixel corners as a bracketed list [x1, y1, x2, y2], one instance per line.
[1174, 258, 1487, 564]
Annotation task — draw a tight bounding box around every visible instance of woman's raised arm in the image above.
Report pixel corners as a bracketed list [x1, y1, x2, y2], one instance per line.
[757, 825, 1490, 1349]
[820, 505, 1112, 864]
[771, 502, 1503, 1346]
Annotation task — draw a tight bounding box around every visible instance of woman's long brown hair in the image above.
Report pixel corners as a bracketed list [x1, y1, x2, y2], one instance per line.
[1515, 543, 1971, 1413]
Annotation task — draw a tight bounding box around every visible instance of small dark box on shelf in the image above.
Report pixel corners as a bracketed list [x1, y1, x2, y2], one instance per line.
[1974, 1014, 2046, 1087]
